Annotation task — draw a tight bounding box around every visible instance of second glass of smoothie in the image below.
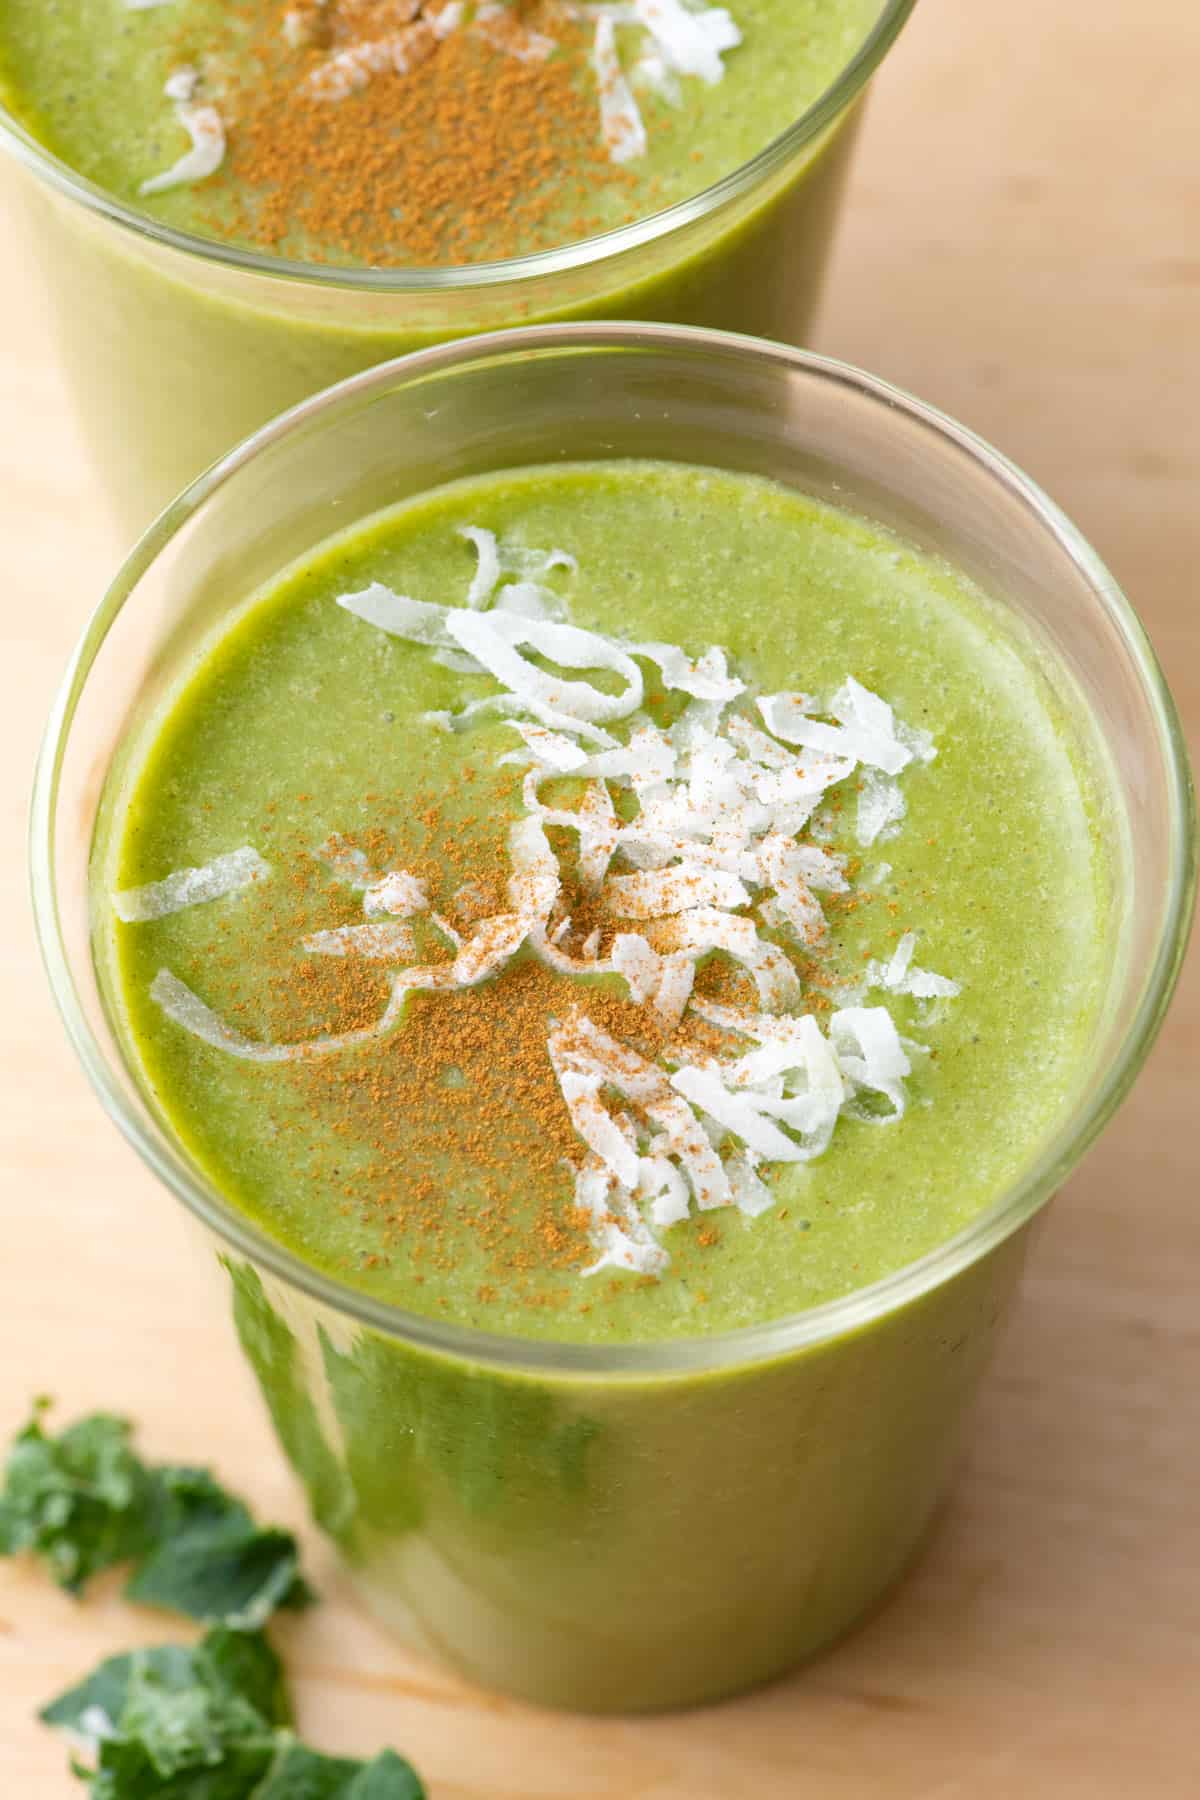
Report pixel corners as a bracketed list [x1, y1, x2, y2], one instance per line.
[33, 326, 1195, 1713]
[0, 0, 913, 532]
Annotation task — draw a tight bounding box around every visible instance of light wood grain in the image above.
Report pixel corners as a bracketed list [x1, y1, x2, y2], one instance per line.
[1, 0, 1197, 1792]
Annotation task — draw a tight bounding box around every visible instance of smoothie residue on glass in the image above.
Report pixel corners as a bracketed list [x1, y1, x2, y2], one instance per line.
[0, 0, 872, 265]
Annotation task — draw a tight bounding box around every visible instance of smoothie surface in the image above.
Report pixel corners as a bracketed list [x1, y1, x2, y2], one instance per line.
[0, 0, 874, 267]
[99, 461, 1112, 1345]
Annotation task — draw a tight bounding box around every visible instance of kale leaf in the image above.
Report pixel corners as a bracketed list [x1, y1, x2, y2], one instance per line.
[252, 1744, 427, 1799]
[0, 1404, 311, 1627]
[0, 1401, 153, 1592]
[41, 1629, 425, 1800]
[126, 1467, 312, 1628]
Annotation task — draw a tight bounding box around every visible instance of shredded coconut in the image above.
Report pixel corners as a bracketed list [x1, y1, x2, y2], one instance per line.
[631, 0, 741, 85]
[302, 6, 463, 101]
[474, 0, 556, 62]
[867, 931, 962, 1001]
[592, 15, 648, 163]
[140, 75, 225, 195]
[138, 521, 961, 1285]
[606, 863, 749, 917]
[302, 921, 417, 960]
[857, 769, 907, 847]
[114, 847, 268, 923]
[363, 870, 429, 918]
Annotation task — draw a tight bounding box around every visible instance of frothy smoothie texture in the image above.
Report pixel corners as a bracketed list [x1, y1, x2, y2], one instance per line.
[87, 456, 1118, 1708]
[0, 2, 902, 523]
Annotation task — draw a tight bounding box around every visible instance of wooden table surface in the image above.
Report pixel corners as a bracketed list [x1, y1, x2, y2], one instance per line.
[2, 2, 1197, 1793]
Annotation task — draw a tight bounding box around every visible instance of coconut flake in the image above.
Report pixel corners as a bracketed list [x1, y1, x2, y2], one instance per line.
[906, 967, 961, 1000]
[559, 1070, 642, 1187]
[507, 815, 560, 919]
[592, 15, 648, 163]
[610, 932, 660, 1005]
[653, 951, 696, 1031]
[581, 725, 676, 788]
[459, 525, 576, 612]
[576, 1157, 670, 1277]
[857, 769, 907, 847]
[363, 870, 429, 917]
[610, 934, 695, 1028]
[637, 642, 745, 703]
[447, 602, 644, 732]
[461, 527, 503, 609]
[606, 862, 749, 917]
[549, 1018, 731, 1209]
[631, 47, 682, 105]
[474, 0, 556, 62]
[867, 931, 962, 1000]
[724, 714, 796, 772]
[528, 925, 615, 977]
[631, 0, 741, 85]
[302, 921, 417, 960]
[758, 680, 912, 776]
[503, 721, 590, 772]
[504, 544, 578, 581]
[150, 967, 407, 1062]
[163, 66, 199, 103]
[337, 583, 459, 649]
[651, 906, 802, 1012]
[828, 1006, 912, 1119]
[672, 1063, 810, 1164]
[450, 912, 532, 982]
[140, 83, 225, 195]
[725, 1149, 775, 1217]
[639, 1154, 690, 1227]
[316, 835, 373, 888]
[303, 18, 443, 101]
[114, 847, 269, 923]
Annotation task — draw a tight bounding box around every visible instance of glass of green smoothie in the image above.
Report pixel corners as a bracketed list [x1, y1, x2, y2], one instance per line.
[33, 325, 1195, 1714]
[0, 0, 913, 535]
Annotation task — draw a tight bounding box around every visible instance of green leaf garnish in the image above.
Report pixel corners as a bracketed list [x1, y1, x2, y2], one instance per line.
[0, 1403, 311, 1626]
[0, 1401, 153, 1593]
[41, 1629, 425, 1800]
[252, 1744, 427, 1798]
[127, 1467, 312, 1628]
[40, 1630, 289, 1747]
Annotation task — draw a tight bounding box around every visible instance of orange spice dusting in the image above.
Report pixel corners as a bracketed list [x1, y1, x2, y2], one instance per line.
[221, 776, 747, 1309]
[178, 1, 645, 266]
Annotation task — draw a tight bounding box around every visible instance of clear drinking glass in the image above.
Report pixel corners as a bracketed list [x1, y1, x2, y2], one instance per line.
[32, 326, 1196, 1713]
[0, 0, 913, 537]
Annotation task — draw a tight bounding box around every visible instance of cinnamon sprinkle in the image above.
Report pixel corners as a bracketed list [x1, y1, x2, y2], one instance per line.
[205, 777, 756, 1304]
[175, 1, 640, 266]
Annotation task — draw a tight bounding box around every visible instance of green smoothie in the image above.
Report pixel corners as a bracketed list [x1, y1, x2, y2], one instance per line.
[90, 460, 1115, 1707]
[0, 0, 871, 267]
[0, 1, 903, 525]
[102, 459, 1109, 1339]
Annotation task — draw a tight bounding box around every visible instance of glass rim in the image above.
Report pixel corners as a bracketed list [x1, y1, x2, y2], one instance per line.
[30, 322, 1198, 1381]
[0, 0, 914, 293]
